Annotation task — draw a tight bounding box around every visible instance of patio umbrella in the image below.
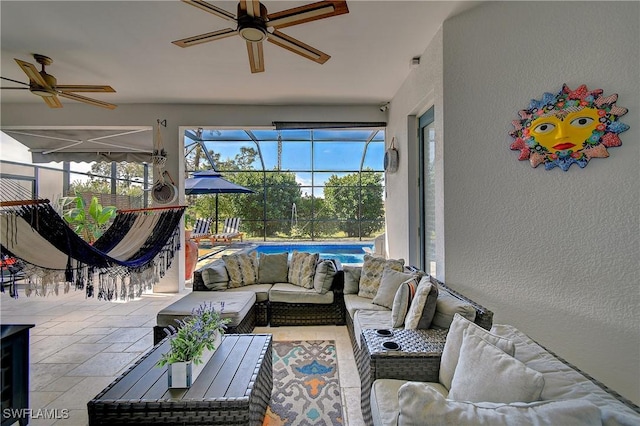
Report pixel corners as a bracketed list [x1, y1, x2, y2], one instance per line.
[184, 170, 254, 233]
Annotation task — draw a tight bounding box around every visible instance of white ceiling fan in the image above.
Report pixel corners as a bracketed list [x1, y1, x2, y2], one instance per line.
[172, 0, 349, 73]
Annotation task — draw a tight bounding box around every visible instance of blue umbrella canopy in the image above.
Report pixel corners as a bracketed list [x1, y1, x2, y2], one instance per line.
[184, 170, 254, 233]
[185, 170, 253, 195]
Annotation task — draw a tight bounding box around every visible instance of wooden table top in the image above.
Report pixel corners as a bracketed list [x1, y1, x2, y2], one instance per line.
[93, 333, 272, 402]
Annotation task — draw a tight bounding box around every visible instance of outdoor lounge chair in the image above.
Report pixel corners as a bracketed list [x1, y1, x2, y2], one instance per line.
[211, 217, 243, 243]
[191, 217, 213, 245]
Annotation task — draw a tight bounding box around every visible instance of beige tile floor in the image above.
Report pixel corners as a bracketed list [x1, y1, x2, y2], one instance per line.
[1, 288, 365, 426]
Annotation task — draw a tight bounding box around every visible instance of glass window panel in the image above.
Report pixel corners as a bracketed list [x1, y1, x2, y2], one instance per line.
[279, 129, 312, 141]
[181, 127, 386, 241]
[201, 141, 261, 170]
[314, 141, 365, 170]
[258, 141, 279, 170]
[281, 142, 311, 170]
[362, 141, 384, 170]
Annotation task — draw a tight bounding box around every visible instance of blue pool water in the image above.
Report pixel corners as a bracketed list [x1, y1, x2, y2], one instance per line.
[251, 243, 373, 265]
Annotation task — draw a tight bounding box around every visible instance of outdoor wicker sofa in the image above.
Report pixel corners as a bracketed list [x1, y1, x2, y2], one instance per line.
[369, 318, 640, 425]
[184, 251, 345, 327]
[340, 256, 494, 423]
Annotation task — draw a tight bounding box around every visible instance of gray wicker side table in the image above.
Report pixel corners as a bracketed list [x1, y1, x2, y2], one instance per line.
[356, 328, 447, 425]
[88, 334, 272, 426]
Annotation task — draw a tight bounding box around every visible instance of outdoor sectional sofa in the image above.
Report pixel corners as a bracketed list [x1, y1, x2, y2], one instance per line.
[369, 315, 640, 425]
[339, 255, 640, 425]
[154, 250, 344, 344]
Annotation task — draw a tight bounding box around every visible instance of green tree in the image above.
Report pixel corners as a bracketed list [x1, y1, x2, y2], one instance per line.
[68, 162, 145, 198]
[323, 170, 384, 237]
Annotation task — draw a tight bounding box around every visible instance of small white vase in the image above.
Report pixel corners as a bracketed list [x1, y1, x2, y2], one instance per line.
[168, 333, 223, 388]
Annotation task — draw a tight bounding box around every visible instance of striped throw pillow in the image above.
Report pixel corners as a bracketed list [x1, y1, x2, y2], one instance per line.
[391, 277, 419, 327]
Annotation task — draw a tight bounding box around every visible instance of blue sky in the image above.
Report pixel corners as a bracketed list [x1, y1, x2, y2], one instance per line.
[185, 128, 385, 194]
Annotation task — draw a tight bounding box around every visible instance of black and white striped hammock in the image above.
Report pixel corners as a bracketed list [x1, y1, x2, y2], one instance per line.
[1, 201, 185, 301]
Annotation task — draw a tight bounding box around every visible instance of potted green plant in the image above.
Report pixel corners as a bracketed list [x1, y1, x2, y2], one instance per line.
[156, 302, 230, 388]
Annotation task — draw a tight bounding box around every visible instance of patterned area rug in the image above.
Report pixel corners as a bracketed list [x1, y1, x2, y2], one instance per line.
[263, 340, 343, 426]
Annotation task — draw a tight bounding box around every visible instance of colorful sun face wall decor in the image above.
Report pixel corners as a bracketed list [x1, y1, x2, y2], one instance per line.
[510, 84, 629, 171]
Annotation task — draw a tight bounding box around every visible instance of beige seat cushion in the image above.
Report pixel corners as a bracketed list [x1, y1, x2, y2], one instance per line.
[225, 284, 272, 303]
[156, 291, 255, 328]
[353, 309, 393, 348]
[269, 283, 334, 304]
[344, 294, 389, 319]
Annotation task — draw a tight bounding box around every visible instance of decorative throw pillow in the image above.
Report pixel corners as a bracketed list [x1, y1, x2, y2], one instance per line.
[288, 251, 319, 289]
[201, 261, 229, 291]
[258, 252, 289, 283]
[397, 382, 601, 426]
[404, 277, 438, 329]
[313, 259, 338, 294]
[372, 268, 418, 309]
[431, 287, 476, 329]
[391, 277, 419, 327]
[343, 266, 362, 294]
[439, 313, 516, 390]
[222, 251, 258, 288]
[358, 255, 404, 299]
[448, 331, 544, 403]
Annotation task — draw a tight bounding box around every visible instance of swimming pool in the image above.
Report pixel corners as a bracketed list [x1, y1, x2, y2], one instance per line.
[251, 243, 373, 265]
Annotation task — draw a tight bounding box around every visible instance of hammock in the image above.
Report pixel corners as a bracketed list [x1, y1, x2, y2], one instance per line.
[1, 199, 185, 301]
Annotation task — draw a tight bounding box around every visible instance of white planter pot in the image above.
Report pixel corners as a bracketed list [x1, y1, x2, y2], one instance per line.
[167, 333, 223, 388]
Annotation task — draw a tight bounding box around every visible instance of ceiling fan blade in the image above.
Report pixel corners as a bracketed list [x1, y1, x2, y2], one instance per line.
[0, 87, 29, 90]
[43, 95, 63, 108]
[56, 85, 115, 93]
[246, 41, 265, 73]
[267, 30, 330, 64]
[173, 28, 237, 47]
[14, 58, 50, 88]
[241, 0, 261, 17]
[267, 0, 348, 29]
[181, 0, 237, 22]
[1, 76, 29, 86]
[57, 91, 117, 110]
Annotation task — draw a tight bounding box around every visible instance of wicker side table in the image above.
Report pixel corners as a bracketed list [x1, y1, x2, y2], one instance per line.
[356, 328, 447, 425]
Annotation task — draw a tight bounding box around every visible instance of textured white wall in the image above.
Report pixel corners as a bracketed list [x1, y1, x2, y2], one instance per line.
[442, 1, 639, 403]
[386, 29, 444, 268]
[388, 0, 639, 404]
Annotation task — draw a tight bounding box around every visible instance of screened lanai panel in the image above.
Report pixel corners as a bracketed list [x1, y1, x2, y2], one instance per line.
[184, 127, 385, 241]
[314, 141, 365, 170]
[202, 141, 262, 170]
[363, 142, 385, 169]
[280, 142, 311, 170]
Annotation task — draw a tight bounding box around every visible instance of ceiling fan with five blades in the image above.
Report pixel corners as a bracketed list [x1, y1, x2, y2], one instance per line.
[0, 54, 117, 109]
[173, 0, 349, 73]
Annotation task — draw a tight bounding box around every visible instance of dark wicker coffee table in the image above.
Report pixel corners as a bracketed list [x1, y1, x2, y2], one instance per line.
[88, 334, 272, 426]
[356, 328, 447, 425]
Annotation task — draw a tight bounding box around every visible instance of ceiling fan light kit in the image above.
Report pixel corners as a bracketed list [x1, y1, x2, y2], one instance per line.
[173, 0, 349, 73]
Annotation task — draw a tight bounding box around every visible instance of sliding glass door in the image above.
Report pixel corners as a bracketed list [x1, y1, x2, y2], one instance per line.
[418, 108, 436, 275]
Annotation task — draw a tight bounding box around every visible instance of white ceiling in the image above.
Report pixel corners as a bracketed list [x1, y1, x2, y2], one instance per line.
[0, 1, 478, 107]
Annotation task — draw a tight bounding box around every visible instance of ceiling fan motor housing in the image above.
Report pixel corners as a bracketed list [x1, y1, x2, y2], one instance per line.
[31, 72, 56, 97]
[237, 2, 268, 42]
